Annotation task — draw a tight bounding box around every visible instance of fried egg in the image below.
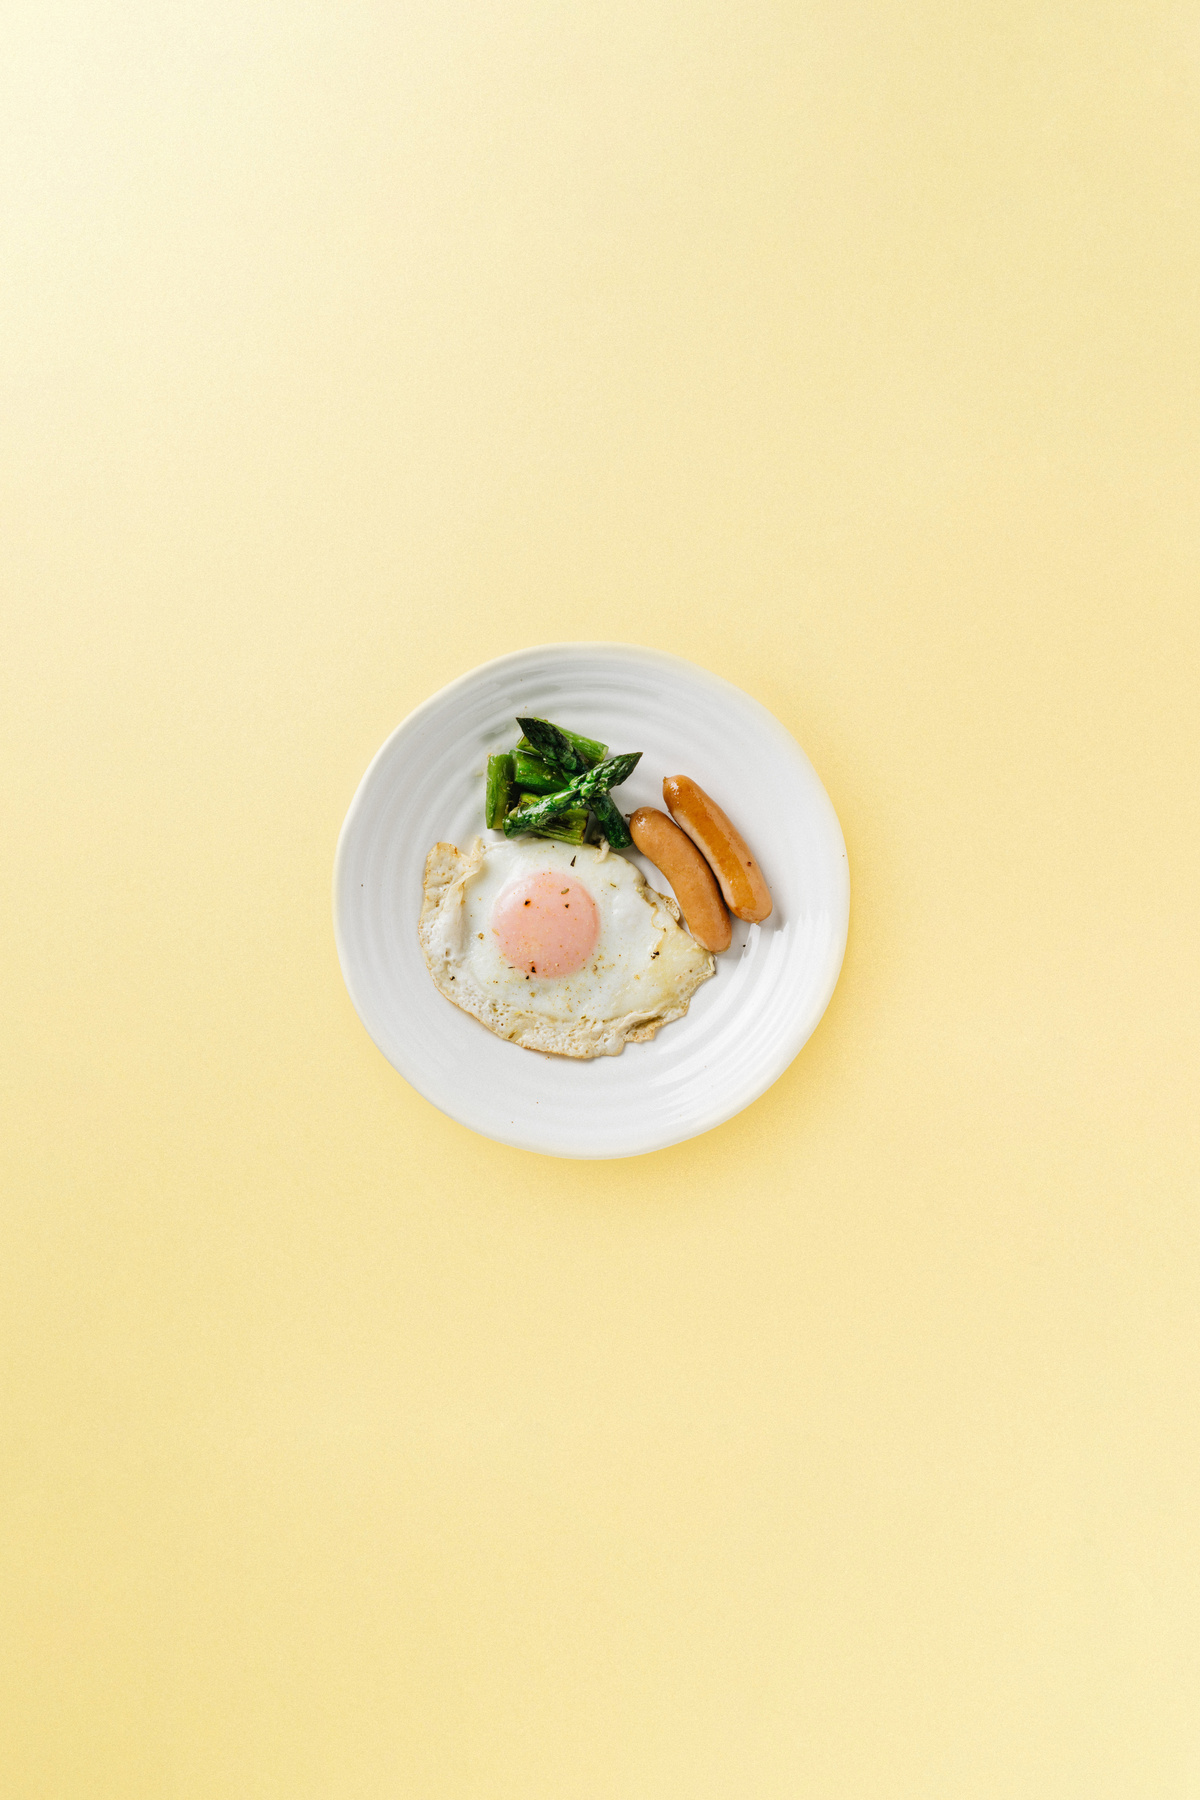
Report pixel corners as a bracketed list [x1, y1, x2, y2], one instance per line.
[418, 837, 716, 1057]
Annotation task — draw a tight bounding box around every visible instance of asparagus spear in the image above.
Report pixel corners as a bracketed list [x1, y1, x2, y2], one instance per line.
[574, 751, 641, 800]
[485, 753, 515, 829]
[515, 717, 607, 773]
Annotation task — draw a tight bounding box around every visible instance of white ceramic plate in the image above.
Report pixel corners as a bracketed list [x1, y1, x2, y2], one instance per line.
[333, 643, 849, 1158]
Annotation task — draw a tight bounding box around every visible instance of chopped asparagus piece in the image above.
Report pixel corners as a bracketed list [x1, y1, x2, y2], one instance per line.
[588, 792, 632, 850]
[485, 753, 515, 829]
[534, 807, 589, 845]
[503, 801, 589, 845]
[511, 748, 563, 794]
[516, 717, 607, 772]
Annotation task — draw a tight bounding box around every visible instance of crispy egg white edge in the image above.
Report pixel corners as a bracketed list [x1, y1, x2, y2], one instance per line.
[418, 838, 716, 1058]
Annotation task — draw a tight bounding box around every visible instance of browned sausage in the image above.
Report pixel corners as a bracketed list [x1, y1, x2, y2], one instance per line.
[629, 807, 732, 952]
[662, 776, 772, 923]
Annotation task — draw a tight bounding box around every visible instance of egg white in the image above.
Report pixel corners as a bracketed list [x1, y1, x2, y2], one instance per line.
[419, 837, 716, 1057]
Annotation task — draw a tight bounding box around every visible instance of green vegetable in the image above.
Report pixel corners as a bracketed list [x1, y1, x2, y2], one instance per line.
[485, 753, 515, 829]
[533, 807, 589, 845]
[516, 717, 607, 773]
[500, 751, 641, 838]
[574, 751, 641, 800]
[511, 749, 563, 794]
[487, 714, 637, 844]
[588, 792, 632, 850]
[504, 800, 589, 845]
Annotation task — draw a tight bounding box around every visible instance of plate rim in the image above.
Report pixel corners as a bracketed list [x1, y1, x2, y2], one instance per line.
[333, 640, 850, 1158]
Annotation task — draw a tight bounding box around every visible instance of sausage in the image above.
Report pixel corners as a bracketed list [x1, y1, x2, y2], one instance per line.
[629, 808, 732, 952]
[662, 776, 772, 923]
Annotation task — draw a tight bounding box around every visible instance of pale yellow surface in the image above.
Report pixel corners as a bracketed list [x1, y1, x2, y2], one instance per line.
[3, 3, 1199, 1795]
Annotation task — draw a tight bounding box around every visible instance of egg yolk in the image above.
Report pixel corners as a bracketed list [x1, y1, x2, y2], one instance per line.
[492, 871, 600, 978]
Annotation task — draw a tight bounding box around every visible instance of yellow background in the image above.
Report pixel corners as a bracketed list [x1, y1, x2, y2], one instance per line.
[3, 3, 1198, 1794]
